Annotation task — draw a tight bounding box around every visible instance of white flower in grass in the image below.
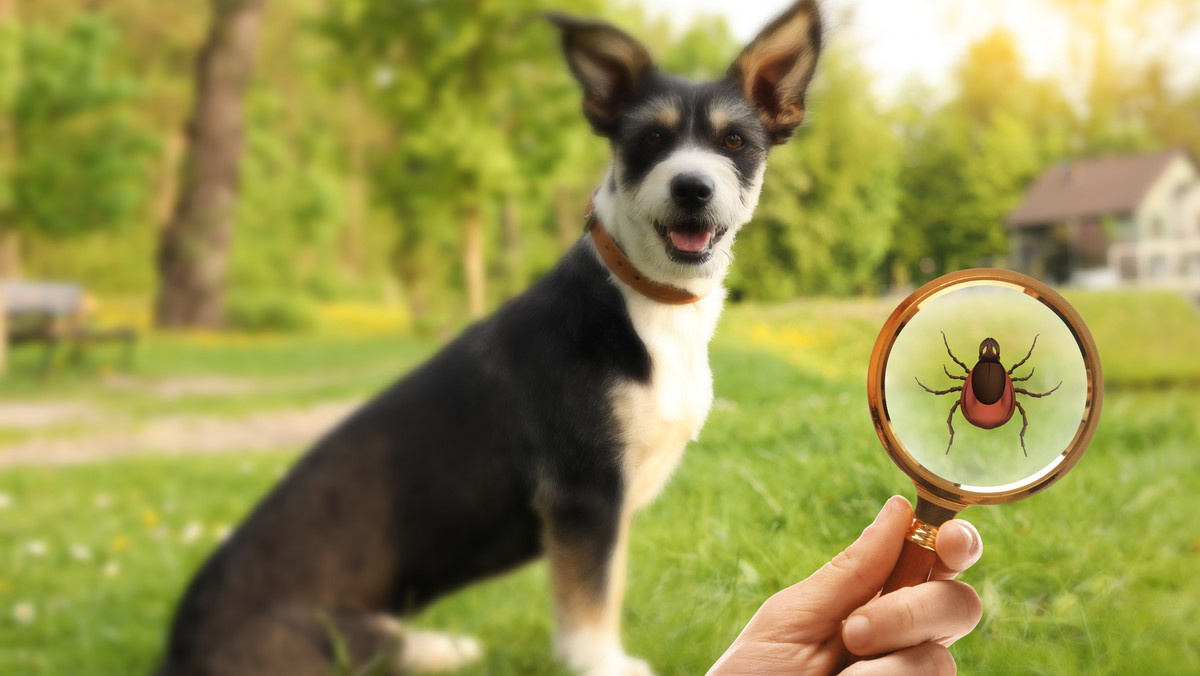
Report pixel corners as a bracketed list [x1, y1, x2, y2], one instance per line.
[93, 493, 113, 509]
[0, 492, 12, 510]
[181, 521, 203, 544]
[102, 560, 121, 579]
[12, 602, 35, 625]
[213, 524, 231, 542]
[24, 541, 47, 557]
[70, 545, 92, 561]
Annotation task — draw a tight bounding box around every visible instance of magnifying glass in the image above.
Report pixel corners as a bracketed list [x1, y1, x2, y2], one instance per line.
[866, 268, 1103, 593]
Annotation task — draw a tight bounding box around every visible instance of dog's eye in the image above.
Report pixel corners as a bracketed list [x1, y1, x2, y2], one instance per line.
[723, 133, 744, 150]
[643, 132, 663, 146]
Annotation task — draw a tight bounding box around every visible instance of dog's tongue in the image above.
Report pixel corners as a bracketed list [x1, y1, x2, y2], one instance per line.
[670, 228, 712, 252]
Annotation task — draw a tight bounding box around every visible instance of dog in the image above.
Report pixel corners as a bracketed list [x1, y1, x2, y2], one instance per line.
[155, 3, 822, 674]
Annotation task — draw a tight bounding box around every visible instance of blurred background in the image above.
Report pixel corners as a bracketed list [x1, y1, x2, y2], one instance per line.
[0, 1, 1198, 674]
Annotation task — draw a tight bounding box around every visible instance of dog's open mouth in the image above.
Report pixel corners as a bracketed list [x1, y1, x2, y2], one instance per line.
[654, 220, 728, 263]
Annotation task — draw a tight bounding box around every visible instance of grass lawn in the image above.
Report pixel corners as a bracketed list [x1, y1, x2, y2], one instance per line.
[1, 292, 1198, 675]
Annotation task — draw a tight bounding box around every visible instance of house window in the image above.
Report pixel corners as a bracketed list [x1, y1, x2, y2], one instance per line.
[1186, 254, 1200, 278]
[1148, 254, 1168, 279]
[1118, 254, 1137, 281]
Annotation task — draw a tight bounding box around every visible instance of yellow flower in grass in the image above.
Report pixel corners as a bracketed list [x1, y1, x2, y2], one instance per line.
[111, 535, 130, 553]
[12, 602, 35, 625]
[142, 509, 160, 529]
[181, 521, 204, 544]
[318, 302, 412, 336]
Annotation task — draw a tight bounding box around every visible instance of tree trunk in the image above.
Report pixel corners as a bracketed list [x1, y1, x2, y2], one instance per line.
[462, 8, 487, 321]
[155, 0, 268, 329]
[153, 132, 185, 227]
[0, 0, 18, 375]
[0, 280, 5, 376]
[463, 207, 485, 319]
[0, 0, 19, 280]
[501, 195, 522, 298]
[0, 228, 17, 278]
[340, 86, 366, 279]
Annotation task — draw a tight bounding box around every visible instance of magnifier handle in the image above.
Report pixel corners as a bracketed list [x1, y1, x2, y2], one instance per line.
[881, 519, 940, 595]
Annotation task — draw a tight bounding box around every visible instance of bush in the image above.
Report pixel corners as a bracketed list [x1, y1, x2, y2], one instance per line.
[224, 293, 317, 333]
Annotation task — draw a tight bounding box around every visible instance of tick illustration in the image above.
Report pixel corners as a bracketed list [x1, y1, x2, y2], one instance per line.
[916, 332, 1061, 456]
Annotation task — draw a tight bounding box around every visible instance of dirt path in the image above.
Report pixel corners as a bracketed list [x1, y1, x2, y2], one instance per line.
[0, 400, 361, 468]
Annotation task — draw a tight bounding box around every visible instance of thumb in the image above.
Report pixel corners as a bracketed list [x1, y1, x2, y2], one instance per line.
[768, 496, 913, 633]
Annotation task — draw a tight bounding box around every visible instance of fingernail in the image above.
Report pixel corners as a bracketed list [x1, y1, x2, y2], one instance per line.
[844, 614, 870, 649]
[965, 524, 982, 558]
[878, 495, 905, 521]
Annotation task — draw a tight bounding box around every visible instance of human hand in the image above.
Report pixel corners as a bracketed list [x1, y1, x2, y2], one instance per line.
[707, 496, 983, 675]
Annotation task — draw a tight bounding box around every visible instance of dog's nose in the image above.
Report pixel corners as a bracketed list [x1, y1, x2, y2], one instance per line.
[670, 173, 714, 211]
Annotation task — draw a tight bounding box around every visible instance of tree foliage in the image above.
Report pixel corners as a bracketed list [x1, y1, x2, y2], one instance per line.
[887, 30, 1073, 283]
[5, 1, 1200, 321]
[320, 0, 616, 315]
[9, 15, 156, 239]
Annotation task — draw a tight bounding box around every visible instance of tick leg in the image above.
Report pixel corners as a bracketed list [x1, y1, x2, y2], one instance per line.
[1015, 400, 1029, 456]
[943, 364, 966, 381]
[1008, 334, 1040, 375]
[1011, 366, 1035, 382]
[945, 400, 960, 455]
[915, 377, 963, 396]
[941, 331, 970, 374]
[1014, 381, 1062, 398]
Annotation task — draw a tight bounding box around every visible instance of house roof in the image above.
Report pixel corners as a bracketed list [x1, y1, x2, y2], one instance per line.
[1006, 149, 1190, 228]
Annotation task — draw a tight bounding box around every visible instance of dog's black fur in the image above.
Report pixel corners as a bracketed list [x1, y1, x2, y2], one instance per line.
[158, 246, 646, 673]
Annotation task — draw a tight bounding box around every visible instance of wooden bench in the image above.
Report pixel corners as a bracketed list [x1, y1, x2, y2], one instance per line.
[2, 281, 137, 373]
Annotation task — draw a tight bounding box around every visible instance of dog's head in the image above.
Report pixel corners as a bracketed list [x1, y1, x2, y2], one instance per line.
[550, 1, 822, 293]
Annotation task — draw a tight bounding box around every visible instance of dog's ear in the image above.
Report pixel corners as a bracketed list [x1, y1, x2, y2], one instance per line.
[727, 0, 823, 145]
[546, 13, 653, 136]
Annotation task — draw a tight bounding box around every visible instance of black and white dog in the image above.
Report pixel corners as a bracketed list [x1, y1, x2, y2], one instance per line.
[157, 3, 821, 675]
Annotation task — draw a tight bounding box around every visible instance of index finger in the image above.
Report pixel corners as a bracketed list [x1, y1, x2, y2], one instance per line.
[752, 496, 912, 641]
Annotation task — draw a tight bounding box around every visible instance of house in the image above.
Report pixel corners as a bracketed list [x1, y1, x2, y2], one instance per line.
[1006, 148, 1200, 292]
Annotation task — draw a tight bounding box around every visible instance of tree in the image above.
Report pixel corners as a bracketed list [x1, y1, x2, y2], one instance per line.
[1047, 0, 1200, 155]
[0, 0, 16, 374]
[0, 14, 155, 275]
[155, 0, 269, 329]
[320, 0, 612, 320]
[887, 29, 1072, 284]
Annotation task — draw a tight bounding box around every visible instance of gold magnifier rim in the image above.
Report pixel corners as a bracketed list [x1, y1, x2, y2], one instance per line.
[867, 268, 1103, 509]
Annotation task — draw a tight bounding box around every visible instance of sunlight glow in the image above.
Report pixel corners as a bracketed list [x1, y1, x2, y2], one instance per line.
[635, 0, 1200, 104]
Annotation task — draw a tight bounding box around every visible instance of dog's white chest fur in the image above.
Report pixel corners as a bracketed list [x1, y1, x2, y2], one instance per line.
[612, 288, 724, 512]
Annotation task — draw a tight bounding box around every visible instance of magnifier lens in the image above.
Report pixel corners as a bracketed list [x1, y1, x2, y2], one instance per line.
[883, 283, 1089, 491]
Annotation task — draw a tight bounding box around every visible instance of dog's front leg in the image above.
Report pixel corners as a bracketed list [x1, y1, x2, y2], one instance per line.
[542, 496, 651, 676]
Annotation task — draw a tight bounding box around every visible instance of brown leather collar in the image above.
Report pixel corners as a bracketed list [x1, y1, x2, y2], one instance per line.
[585, 201, 702, 306]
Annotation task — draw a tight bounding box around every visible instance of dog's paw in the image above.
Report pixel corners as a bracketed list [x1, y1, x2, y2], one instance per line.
[398, 630, 483, 673]
[579, 653, 656, 676]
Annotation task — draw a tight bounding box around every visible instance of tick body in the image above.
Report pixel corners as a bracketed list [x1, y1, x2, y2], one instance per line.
[916, 333, 1061, 456]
